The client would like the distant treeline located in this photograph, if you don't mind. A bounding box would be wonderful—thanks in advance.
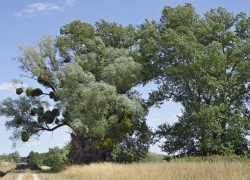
[0,151,22,163]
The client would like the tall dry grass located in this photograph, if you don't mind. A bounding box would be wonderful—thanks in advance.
[0,162,15,174]
[62,162,250,180]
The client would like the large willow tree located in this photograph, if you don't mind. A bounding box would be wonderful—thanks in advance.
[0,20,151,163]
[143,4,250,156]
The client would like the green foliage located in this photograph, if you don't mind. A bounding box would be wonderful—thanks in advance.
[78,62,86,70]
[37,75,52,88]
[27,151,45,168]
[49,92,55,99]
[1,13,151,164]
[15,118,23,125]
[4,3,250,161]
[51,109,60,117]
[16,88,23,95]
[27,146,68,171]
[55,118,60,124]
[30,108,37,116]
[95,19,136,49]
[147,3,250,156]
[43,147,68,172]
[0,151,21,163]
[26,88,32,97]
[37,106,44,116]
[43,111,55,124]
[0,96,49,145]
[166,155,250,163]
[110,145,136,163]
[21,131,29,142]
[31,88,43,97]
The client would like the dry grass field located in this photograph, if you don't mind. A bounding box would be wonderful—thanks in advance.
[62,162,250,180]
[0,162,15,175]
[0,171,19,180]
[2,161,250,180]
[0,162,17,180]
[37,172,77,180]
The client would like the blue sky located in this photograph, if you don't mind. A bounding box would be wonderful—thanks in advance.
[0,0,249,157]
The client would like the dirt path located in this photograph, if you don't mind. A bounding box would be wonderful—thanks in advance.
[32,173,41,180]
[15,172,41,180]
[12,164,41,180]
[16,173,23,180]
[2,171,41,180]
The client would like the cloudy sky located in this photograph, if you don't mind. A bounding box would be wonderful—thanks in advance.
[0,0,249,156]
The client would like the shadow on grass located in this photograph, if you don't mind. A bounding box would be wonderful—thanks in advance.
[37,170,59,174]
[0,169,16,177]
[0,171,7,177]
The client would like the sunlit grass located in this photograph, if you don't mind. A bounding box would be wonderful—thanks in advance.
[62,162,250,180]
[41,166,51,170]
[0,162,15,174]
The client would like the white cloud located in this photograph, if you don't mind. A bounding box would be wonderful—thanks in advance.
[15,3,63,17]
[23,9,34,13]
[28,3,47,11]
[65,0,77,5]
[28,3,63,11]
[14,12,22,17]
[0,83,15,91]
[50,5,63,10]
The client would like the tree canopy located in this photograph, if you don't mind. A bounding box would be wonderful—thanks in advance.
[1,3,250,161]
[148,4,250,156]
[0,20,152,163]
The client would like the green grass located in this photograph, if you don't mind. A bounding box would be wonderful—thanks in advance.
[37,170,59,174]
[167,154,250,163]
[36,170,77,180]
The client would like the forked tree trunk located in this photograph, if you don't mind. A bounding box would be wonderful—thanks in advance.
[71,133,83,155]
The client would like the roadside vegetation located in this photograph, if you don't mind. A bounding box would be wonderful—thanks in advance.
[0,161,15,178]
[0,152,21,164]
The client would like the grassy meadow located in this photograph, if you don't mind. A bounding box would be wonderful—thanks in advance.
[58,161,250,180]
[3,156,250,180]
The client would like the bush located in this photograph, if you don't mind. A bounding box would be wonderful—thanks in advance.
[44,147,68,172]
[27,151,45,168]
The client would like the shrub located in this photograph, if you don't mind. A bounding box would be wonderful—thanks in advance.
[44,147,68,172]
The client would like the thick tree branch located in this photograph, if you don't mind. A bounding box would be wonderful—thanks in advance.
[37,123,67,132]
